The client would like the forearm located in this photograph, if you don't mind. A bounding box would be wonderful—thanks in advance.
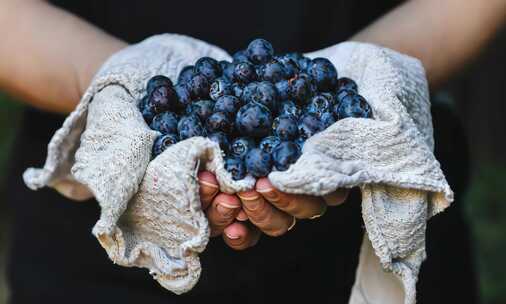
[352,0,506,88]
[0,0,127,113]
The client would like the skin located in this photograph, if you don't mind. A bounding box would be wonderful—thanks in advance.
[1,0,505,250]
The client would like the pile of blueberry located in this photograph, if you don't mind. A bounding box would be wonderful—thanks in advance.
[138,39,372,180]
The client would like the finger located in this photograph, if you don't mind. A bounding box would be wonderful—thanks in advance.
[198,171,219,210]
[323,188,350,206]
[236,209,248,221]
[206,193,241,237]
[256,178,326,219]
[223,222,261,250]
[237,190,293,237]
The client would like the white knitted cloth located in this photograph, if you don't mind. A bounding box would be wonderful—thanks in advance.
[23,34,453,303]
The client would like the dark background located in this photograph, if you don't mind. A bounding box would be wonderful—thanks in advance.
[0,29,505,304]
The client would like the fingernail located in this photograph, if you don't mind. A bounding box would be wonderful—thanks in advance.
[287,217,297,231]
[225,232,240,240]
[216,203,239,216]
[258,189,279,202]
[237,192,260,202]
[200,180,219,189]
[309,213,323,220]
[236,211,248,221]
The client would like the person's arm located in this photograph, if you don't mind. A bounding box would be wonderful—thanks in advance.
[351,0,506,88]
[0,0,127,113]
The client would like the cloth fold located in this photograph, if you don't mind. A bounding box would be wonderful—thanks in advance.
[23,35,452,303]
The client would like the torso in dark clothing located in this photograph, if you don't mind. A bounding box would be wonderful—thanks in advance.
[6,1,478,304]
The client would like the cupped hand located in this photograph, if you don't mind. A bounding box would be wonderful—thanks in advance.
[197,171,349,250]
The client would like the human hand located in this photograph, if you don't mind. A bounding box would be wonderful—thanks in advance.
[198,171,349,250]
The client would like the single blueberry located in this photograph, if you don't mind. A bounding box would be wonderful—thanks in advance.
[247,38,274,64]
[174,83,193,109]
[232,50,250,63]
[178,66,196,84]
[290,73,315,105]
[148,85,178,113]
[207,132,230,153]
[146,75,173,95]
[234,62,257,83]
[257,59,288,82]
[186,99,214,122]
[334,94,372,119]
[245,148,273,177]
[320,111,336,129]
[275,79,291,100]
[284,52,304,62]
[220,60,236,80]
[275,55,300,78]
[195,57,222,81]
[139,95,156,124]
[152,133,179,157]
[209,77,233,101]
[337,77,358,92]
[177,114,207,140]
[336,88,357,103]
[249,81,278,111]
[187,74,210,99]
[272,115,298,140]
[231,137,256,159]
[297,56,312,71]
[241,82,258,103]
[224,157,247,180]
[214,95,240,115]
[307,57,338,92]
[306,94,333,117]
[206,111,233,134]
[235,102,273,138]
[150,112,179,134]
[259,136,281,154]
[298,113,324,139]
[278,100,302,119]
[272,141,301,171]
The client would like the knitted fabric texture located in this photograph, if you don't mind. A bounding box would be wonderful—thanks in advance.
[23,35,453,303]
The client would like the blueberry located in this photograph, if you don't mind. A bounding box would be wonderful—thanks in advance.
[275,55,300,78]
[231,137,256,159]
[320,111,336,128]
[150,112,179,134]
[257,59,288,82]
[208,132,230,153]
[307,58,338,92]
[232,50,250,63]
[275,80,291,100]
[195,57,222,81]
[206,111,233,134]
[249,81,278,111]
[234,62,257,83]
[334,94,372,119]
[336,88,356,102]
[290,73,315,105]
[186,99,214,121]
[294,137,305,151]
[337,77,358,92]
[278,100,302,119]
[241,82,258,103]
[321,92,336,105]
[152,133,179,157]
[174,83,193,109]
[146,75,173,95]
[187,74,210,98]
[298,113,324,139]
[220,60,236,80]
[178,66,196,84]
[148,85,178,113]
[177,114,207,140]
[224,157,247,180]
[245,148,273,177]
[272,141,301,171]
[214,95,240,115]
[272,115,298,140]
[209,77,233,101]
[247,38,274,64]
[306,94,333,117]
[235,102,273,138]
[139,95,156,124]
[284,52,304,62]
[297,57,312,72]
[231,83,244,98]
[259,136,281,154]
